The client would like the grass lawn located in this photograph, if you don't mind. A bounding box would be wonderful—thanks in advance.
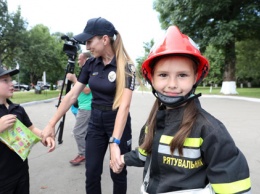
[9,87,260,105]
[196,87,260,98]
[11,90,60,104]
[138,86,260,99]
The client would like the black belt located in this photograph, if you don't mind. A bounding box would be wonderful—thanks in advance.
[92,104,114,111]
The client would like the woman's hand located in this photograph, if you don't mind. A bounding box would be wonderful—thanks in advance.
[41,124,55,146]
[110,154,125,174]
[109,143,124,173]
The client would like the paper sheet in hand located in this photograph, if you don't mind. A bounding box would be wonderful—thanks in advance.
[0,119,41,161]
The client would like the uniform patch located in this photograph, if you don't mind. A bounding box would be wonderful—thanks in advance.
[128,64,136,74]
[108,71,116,82]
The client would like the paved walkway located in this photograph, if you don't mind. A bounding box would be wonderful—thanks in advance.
[23,92,260,193]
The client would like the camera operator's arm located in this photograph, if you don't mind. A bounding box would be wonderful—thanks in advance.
[67,73,91,94]
[41,82,85,146]
[82,87,91,94]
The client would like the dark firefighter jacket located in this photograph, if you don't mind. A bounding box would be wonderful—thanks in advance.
[124,99,251,194]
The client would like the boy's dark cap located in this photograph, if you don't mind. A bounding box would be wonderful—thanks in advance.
[74,17,116,43]
[0,66,19,77]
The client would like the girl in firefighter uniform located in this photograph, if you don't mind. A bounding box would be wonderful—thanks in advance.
[111,26,251,194]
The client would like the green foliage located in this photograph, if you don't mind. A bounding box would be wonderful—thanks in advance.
[236,39,260,86]
[154,0,260,51]
[153,0,260,83]
[203,45,224,85]
[0,0,27,67]
[17,25,64,85]
[135,39,154,83]
[0,3,74,86]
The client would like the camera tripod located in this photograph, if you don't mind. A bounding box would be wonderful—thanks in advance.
[55,57,76,144]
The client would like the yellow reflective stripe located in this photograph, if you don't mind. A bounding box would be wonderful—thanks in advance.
[160,135,203,148]
[160,135,173,144]
[183,138,203,147]
[145,126,148,134]
[211,177,251,193]
[138,147,147,156]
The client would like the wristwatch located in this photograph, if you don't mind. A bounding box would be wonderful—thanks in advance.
[109,137,120,145]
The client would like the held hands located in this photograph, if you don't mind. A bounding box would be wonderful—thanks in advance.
[42,136,56,152]
[110,155,125,174]
[0,114,17,133]
[41,124,55,147]
[109,143,125,173]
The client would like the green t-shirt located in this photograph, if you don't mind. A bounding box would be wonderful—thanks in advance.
[78,85,92,110]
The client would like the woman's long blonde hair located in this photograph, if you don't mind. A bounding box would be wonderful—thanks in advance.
[110,32,134,109]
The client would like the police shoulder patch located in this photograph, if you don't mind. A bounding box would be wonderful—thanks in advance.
[128,63,136,74]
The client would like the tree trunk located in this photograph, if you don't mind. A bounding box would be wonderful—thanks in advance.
[220,41,238,94]
[220,81,238,94]
[30,74,38,86]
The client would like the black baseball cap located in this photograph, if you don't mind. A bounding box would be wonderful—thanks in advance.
[74,17,116,43]
[0,66,19,77]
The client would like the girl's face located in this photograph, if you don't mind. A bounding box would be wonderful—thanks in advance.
[0,75,14,99]
[151,56,197,97]
[86,36,108,58]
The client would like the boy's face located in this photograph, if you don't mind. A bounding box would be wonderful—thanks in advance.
[151,56,197,98]
[0,74,14,99]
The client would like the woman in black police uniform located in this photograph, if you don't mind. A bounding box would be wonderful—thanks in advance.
[42,17,135,194]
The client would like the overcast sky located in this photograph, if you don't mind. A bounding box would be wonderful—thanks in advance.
[7,0,165,62]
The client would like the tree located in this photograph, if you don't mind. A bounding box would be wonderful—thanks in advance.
[1,1,79,87]
[0,0,27,67]
[203,45,224,87]
[18,25,67,85]
[154,0,260,94]
[136,39,154,84]
[236,39,260,87]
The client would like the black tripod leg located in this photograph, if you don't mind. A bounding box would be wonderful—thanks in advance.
[56,115,66,144]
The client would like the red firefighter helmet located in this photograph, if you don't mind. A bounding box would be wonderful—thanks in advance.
[142,26,209,83]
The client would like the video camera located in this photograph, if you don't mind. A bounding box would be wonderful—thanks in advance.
[61,35,80,58]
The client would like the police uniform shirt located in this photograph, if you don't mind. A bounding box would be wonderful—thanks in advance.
[78,57,135,107]
[0,99,32,185]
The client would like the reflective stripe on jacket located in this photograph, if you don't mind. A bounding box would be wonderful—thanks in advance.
[124,99,251,194]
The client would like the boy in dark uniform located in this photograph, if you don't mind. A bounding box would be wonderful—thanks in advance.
[0,67,55,194]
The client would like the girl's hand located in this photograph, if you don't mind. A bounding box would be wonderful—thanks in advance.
[0,114,17,133]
